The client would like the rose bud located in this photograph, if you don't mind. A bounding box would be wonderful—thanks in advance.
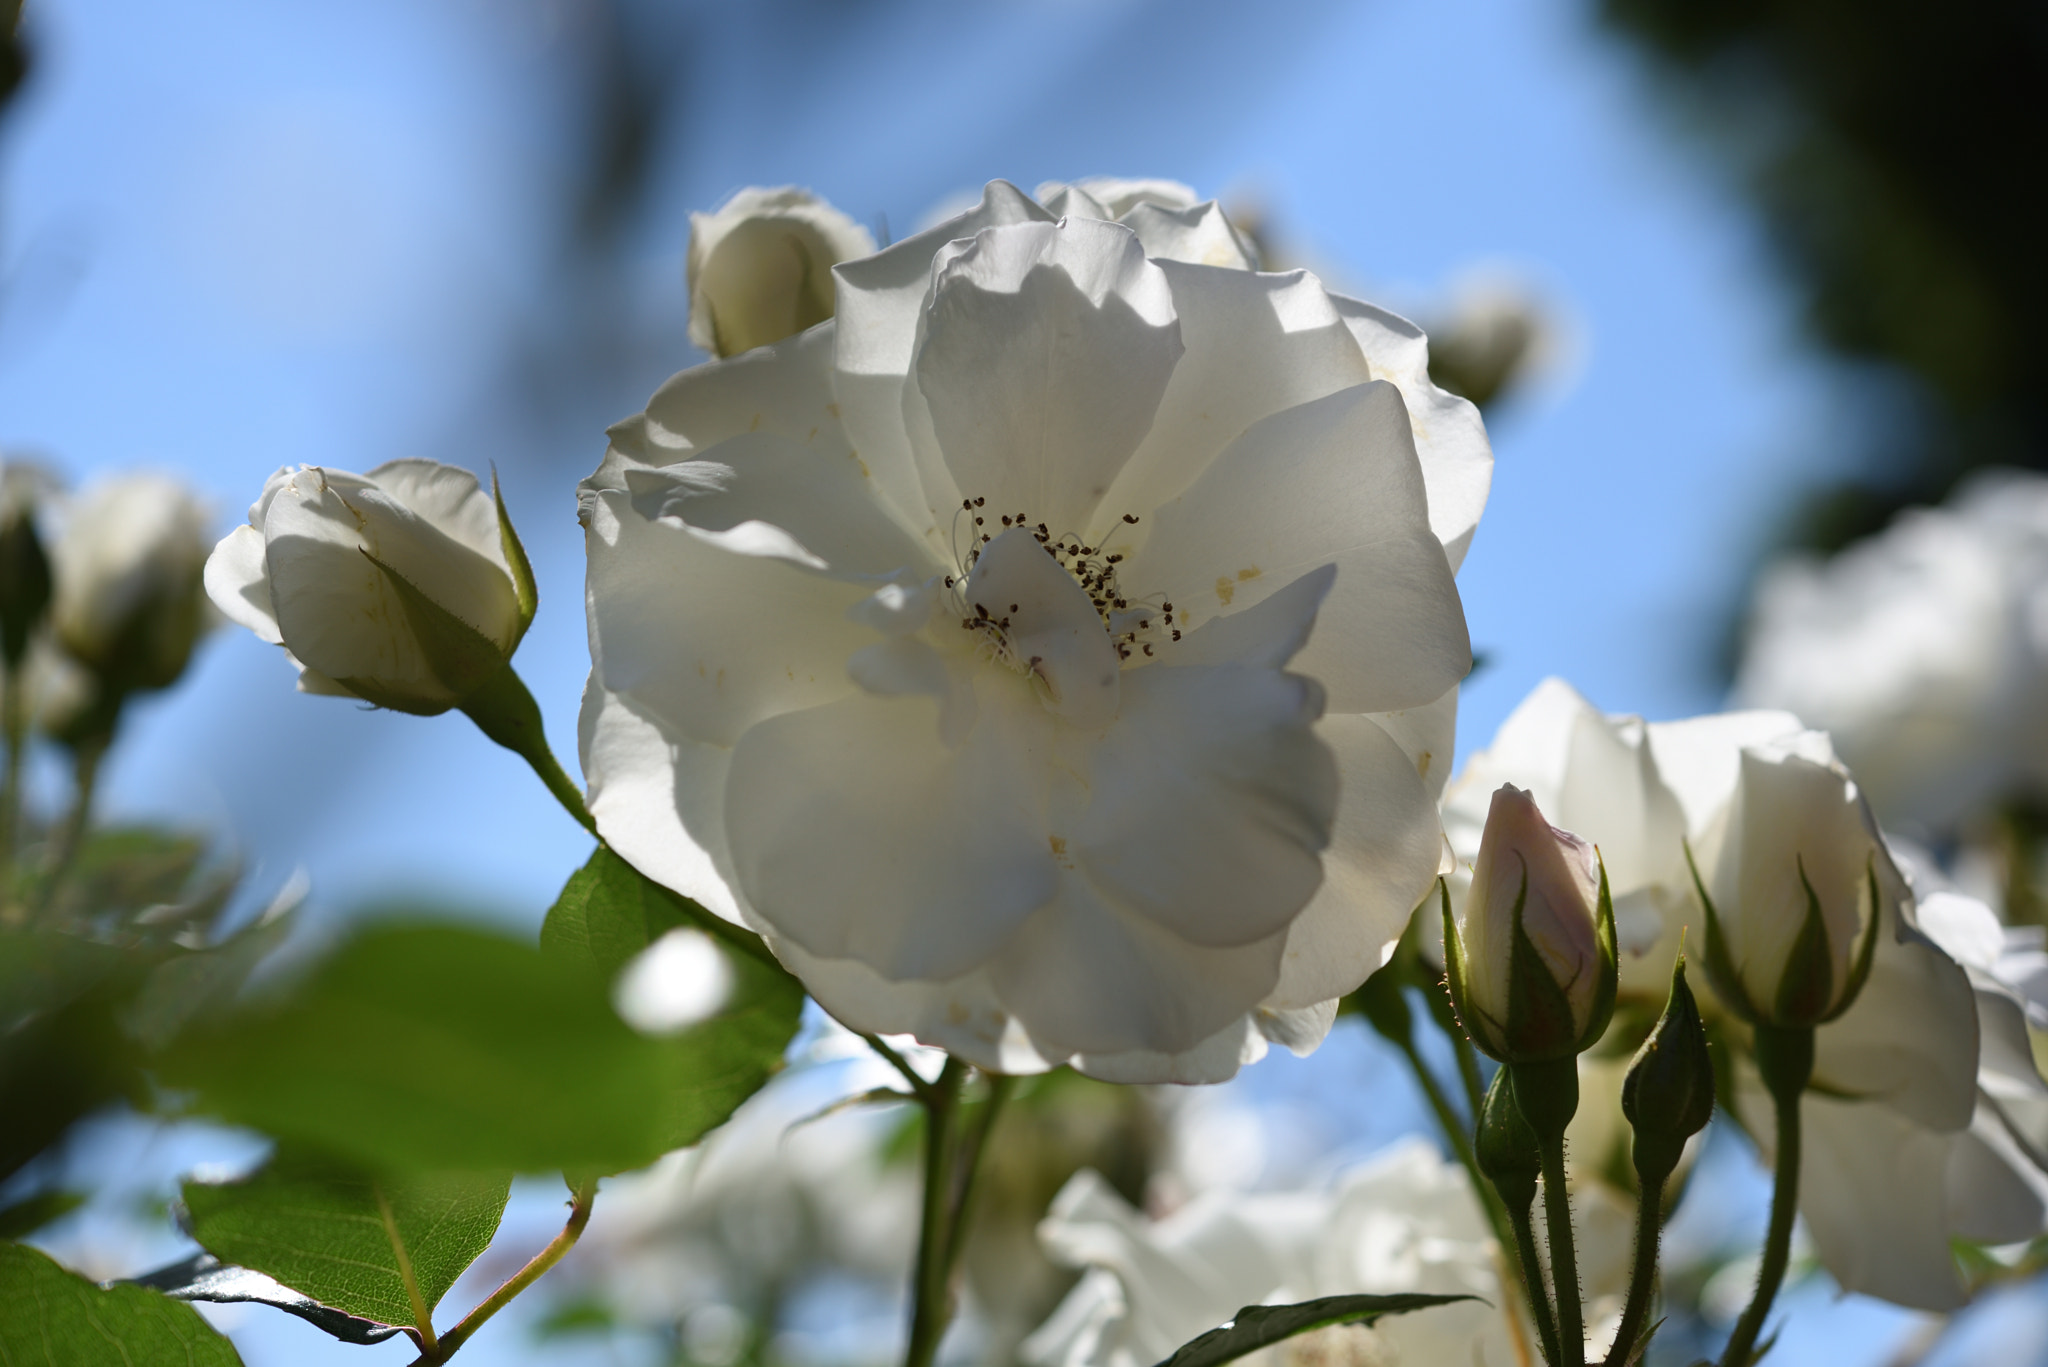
[687,186,876,357]
[50,472,213,704]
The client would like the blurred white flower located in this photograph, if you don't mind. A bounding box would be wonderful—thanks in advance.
[50,472,214,701]
[1444,679,2000,1310]
[205,460,531,714]
[1022,1139,1518,1367]
[1736,469,2048,832]
[614,928,735,1036]
[688,186,878,358]
[564,1053,919,1343]
[582,181,1491,1082]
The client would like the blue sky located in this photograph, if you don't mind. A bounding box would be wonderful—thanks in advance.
[3,2,1936,1363]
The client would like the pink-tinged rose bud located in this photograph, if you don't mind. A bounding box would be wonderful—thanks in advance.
[1444,784,1616,1061]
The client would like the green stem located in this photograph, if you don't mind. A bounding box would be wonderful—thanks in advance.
[1603,1172,1666,1367]
[1538,1132,1585,1367]
[0,668,26,902]
[420,1177,598,1364]
[863,1033,938,1106]
[35,737,103,914]
[940,1074,1013,1275]
[458,665,597,837]
[905,1058,968,1367]
[1720,1026,1813,1367]
[1505,1197,1564,1367]
[1453,1028,1488,1122]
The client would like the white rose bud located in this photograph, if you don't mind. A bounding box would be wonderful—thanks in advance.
[687,186,876,357]
[1690,737,1889,1027]
[1444,783,1616,1062]
[203,460,536,716]
[50,472,214,701]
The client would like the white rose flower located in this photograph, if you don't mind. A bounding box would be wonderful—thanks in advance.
[205,460,535,714]
[1023,1139,1521,1367]
[1735,469,2048,831]
[50,472,214,698]
[1035,178,1259,271]
[1445,679,1998,1310]
[581,180,1490,1082]
[688,186,878,358]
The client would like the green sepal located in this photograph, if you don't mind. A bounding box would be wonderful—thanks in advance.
[1771,857,1839,1025]
[1684,840,1759,1024]
[1475,1067,1541,1213]
[1575,852,1620,1052]
[1439,878,1501,1059]
[491,467,538,639]
[1820,859,1885,1024]
[1504,863,1581,1062]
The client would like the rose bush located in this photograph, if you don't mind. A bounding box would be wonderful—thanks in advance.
[581,180,1490,1082]
[1442,679,2005,1309]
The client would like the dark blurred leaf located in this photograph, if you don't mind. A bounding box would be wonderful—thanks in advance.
[1151,1293,1478,1367]
[182,1150,509,1332]
[123,906,296,1050]
[0,1242,243,1365]
[41,826,222,929]
[0,1189,82,1239]
[161,920,801,1173]
[0,933,149,1182]
[127,1252,405,1345]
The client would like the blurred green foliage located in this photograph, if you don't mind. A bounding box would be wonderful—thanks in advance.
[1599,0,2048,555]
[0,1242,243,1366]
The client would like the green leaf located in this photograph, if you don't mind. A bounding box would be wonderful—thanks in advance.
[544,843,787,976]
[161,920,801,1173]
[182,1150,509,1334]
[0,1242,243,1366]
[1150,1293,1479,1367]
[128,1252,406,1346]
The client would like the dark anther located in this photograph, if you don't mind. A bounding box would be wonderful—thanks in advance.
[1122,514,1139,524]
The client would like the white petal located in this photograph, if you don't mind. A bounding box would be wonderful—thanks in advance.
[960,526,1121,729]
[991,874,1290,1059]
[1135,381,1469,714]
[1076,1017,1268,1086]
[1268,712,1445,1009]
[579,682,745,925]
[1946,1108,2048,1245]
[366,458,510,571]
[1118,201,1257,270]
[1076,663,1335,949]
[833,181,1053,527]
[1787,1091,1967,1310]
[202,524,282,645]
[1103,264,1372,519]
[262,475,455,707]
[1168,563,1334,670]
[724,685,1060,981]
[1815,897,1979,1133]
[621,431,930,578]
[914,218,1182,537]
[584,486,871,748]
[1364,685,1461,805]
[1644,708,1807,840]
[846,637,977,746]
[1073,178,1202,216]
[1332,293,1495,571]
[766,941,1054,1074]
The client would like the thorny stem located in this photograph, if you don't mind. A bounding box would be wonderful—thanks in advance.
[905,1059,969,1367]
[1603,1172,1667,1367]
[1539,1133,1586,1367]
[1505,1195,1564,1367]
[412,1177,599,1364]
[1720,1026,1813,1367]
